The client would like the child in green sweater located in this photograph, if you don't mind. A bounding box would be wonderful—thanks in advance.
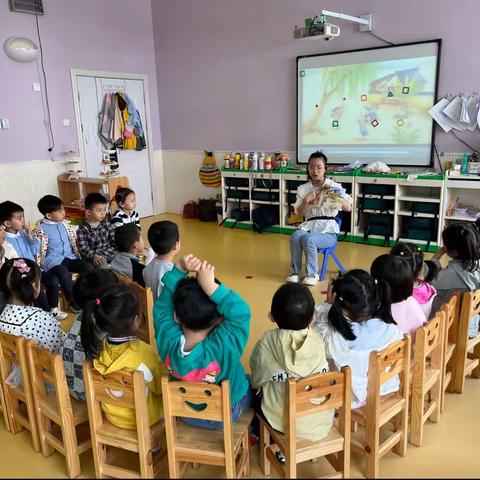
[154,254,252,429]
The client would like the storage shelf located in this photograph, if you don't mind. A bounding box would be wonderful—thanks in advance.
[397,210,437,218]
[224,186,249,191]
[226,199,249,203]
[251,200,280,205]
[251,188,280,192]
[357,209,394,214]
[444,215,479,222]
[357,194,395,200]
[398,196,440,203]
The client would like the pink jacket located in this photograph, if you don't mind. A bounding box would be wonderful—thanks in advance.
[391,296,427,339]
[412,282,437,319]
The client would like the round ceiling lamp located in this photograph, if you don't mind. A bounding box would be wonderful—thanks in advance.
[3,36,39,62]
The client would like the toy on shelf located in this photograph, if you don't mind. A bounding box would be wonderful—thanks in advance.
[100,148,120,177]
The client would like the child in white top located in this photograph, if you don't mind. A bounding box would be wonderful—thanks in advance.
[110,187,141,229]
[143,221,179,300]
[314,269,403,408]
[0,258,64,353]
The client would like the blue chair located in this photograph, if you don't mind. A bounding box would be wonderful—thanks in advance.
[318,217,346,281]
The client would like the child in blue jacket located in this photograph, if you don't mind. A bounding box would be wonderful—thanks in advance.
[154,254,251,429]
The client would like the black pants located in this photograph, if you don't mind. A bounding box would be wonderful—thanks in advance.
[43,258,93,308]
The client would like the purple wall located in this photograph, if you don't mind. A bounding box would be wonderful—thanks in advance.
[0,0,161,163]
[152,0,479,154]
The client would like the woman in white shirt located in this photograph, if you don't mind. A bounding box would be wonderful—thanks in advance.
[288,152,352,286]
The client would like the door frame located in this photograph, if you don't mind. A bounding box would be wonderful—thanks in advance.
[70,68,158,215]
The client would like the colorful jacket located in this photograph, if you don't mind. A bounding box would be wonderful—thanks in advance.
[33,220,80,269]
[250,327,334,441]
[154,266,250,404]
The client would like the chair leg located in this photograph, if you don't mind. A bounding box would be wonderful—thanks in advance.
[430,376,442,424]
[331,252,346,273]
[243,430,250,477]
[38,415,55,457]
[393,409,408,457]
[259,421,271,476]
[409,386,424,447]
[365,419,380,479]
[319,253,329,281]
[472,342,480,379]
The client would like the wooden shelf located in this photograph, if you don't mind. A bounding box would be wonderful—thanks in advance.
[398,196,440,203]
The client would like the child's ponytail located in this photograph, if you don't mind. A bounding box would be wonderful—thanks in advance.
[328,299,356,341]
[423,260,441,283]
[0,258,40,306]
[80,284,140,359]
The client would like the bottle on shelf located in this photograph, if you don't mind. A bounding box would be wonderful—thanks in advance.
[251,152,258,171]
[274,152,281,170]
[234,152,240,170]
[265,155,272,171]
[244,153,250,171]
[224,152,231,169]
[461,152,469,175]
[259,152,265,170]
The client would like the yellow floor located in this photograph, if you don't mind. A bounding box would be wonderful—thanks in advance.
[1,213,479,478]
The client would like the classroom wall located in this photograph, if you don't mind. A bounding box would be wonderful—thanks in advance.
[0,0,165,217]
[152,0,479,212]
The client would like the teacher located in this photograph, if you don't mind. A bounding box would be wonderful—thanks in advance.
[287,151,353,286]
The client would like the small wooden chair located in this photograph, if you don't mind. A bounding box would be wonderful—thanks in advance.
[162,376,254,478]
[452,290,480,393]
[26,340,91,478]
[258,368,351,479]
[83,361,167,478]
[410,312,444,446]
[129,282,156,351]
[0,332,40,451]
[0,368,10,431]
[351,335,411,479]
[439,294,459,411]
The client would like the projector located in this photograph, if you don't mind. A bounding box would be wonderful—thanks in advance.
[293,22,341,40]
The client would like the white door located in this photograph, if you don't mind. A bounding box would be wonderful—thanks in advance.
[75,75,154,217]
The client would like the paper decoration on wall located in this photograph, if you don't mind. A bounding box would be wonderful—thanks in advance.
[402,86,410,94]
[387,91,394,97]
[361,94,368,101]
[428,93,479,133]
[332,120,339,127]
[371,119,379,127]
[397,119,405,127]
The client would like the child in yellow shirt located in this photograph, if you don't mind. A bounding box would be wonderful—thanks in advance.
[80,283,165,429]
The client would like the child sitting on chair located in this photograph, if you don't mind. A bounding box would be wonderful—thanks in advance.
[314,270,403,408]
[35,195,94,313]
[110,187,141,229]
[154,254,252,429]
[250,283,334,441]
[81,283,165,429]
[111,224,147,286]
[77,193,116,267]
[143,221,179,300]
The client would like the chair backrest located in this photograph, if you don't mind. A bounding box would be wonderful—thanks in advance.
[367,335,412,409]
[83,360,155,477]
[441,293,459,337]
[161,376,235,462]
[0,332,26,383]
[26,339,74,418]
[129,282,156,350]
[413,312,444,378]
[114,271,133,284]
[462,290,480,319]
[286,367,351,448]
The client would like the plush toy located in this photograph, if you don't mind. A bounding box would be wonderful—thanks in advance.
[199,151,221,187]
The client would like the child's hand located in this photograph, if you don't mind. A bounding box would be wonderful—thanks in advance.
[93,254,105,267]
[326,283,336,305]
[304,191,319,205]
[24,222,33,239]
[178,254,202,273]
[432,246,447,261]
[196,260,218,297]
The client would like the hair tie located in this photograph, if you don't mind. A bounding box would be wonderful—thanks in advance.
[95,298,101,306]
[399,251,404,256]
[460,229,465,235]
[21,274,27,279]
[338,296,344,302]
[13,259,30,274]
[374,278,378,285]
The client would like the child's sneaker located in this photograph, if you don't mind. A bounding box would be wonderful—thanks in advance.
[302,274,319,286]
[52,307,68,321]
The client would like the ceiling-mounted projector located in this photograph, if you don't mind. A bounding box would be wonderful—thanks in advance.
[294,10,372,40]
[294,22,340,41]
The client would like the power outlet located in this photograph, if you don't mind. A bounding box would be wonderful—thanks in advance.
[1,119,10,129]
[33,83,41,92]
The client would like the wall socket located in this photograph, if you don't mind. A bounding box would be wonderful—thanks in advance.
[33,83,41,92]
[1,119,10,129]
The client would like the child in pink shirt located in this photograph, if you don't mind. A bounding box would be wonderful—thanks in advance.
[390,243,438,319]
[371,254,426,339]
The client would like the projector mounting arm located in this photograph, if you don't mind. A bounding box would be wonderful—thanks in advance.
[318,10,373,32]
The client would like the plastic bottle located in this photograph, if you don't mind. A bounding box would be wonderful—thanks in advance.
[244,153,249,171]
[239,157,244,170]
[251,152,258,171]
[461,152,469,175]
[259,152,265,170]
[265,155,272,171]
[234,152,240,170]
[224,153,230,169]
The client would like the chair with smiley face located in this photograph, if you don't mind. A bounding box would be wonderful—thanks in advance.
[83,361,167,478]
[161,376,254,478]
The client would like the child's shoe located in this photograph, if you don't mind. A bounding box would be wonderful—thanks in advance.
[52,307,68,321]
[286,272,300,283]
[302,274,319,286]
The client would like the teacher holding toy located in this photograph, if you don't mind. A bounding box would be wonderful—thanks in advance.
[287,151,352,286]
